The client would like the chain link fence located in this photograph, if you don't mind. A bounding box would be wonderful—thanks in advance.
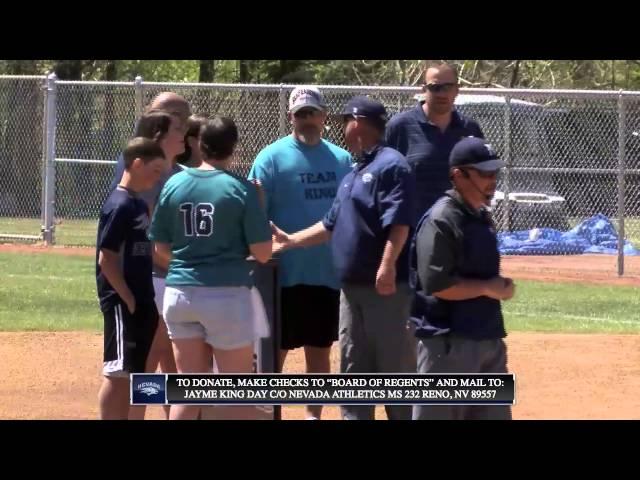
[0,76,46,242]
[2,76,640,274]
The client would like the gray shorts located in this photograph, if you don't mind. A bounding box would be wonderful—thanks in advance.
[163,285,257,350]
[153,276,166,314]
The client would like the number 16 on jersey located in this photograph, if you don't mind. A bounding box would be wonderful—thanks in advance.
[179,202,215,237]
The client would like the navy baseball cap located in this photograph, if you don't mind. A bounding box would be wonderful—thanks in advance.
[340,96,388,123]
[449,137,505,171]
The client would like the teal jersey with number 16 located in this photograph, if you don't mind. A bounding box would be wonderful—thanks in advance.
[149,168,272,288]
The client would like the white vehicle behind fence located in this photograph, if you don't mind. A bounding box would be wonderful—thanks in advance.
[414,92,573,232]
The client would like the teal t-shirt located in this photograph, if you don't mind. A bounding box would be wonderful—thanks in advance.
[149,168,271,288]
[248,135,353,289]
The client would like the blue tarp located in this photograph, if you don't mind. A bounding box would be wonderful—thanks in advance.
[498,214,640,256]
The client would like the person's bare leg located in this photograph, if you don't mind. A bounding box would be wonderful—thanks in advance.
[170,338,210,420]
[198,343,214,420]
[303,345,331,419]
[156,319,176,419]
[99,376,130,420]
[278,349,289,372]
[212,344,256,420]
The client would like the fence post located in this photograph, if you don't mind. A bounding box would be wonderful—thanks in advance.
[502,95,512,232]
[617,90,626,276]
[278,84,287,137]
[40,74,49,241]
[134,76,144,123]
[42,72,58,245]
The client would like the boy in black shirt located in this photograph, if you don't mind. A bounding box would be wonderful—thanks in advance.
[97,138,166,420]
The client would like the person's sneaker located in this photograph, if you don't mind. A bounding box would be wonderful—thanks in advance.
[305,416,319,420]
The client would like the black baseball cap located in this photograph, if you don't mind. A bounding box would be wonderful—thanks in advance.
[340,96,388,123]
[449,137,505,171]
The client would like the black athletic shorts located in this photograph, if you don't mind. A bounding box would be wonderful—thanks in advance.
[102,301,159,377]
[280,285,340,350]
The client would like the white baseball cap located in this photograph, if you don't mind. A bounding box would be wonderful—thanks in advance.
[288,86,326,113]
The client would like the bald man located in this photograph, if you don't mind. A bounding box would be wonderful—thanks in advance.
[385,63,485,222]
[151,92,192,117]
[108,91,191,420]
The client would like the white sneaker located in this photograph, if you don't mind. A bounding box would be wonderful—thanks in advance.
[305,416,319,420]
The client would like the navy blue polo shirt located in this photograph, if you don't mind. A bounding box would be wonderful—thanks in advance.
[409,190,505,340]
[322,145,415,286]
[385,103,484,222]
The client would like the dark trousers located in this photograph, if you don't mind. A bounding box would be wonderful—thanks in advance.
[339,283,416,420]
[412,335,512,420]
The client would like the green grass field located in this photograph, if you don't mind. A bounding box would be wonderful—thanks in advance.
[0,217,97,246]
[1,251,639,334]
[4,215,640,248]
[0,251,100,331]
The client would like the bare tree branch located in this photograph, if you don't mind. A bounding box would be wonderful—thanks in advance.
[509,60,521,88]
[407,61,424,86]
[471,60,480,83]
[626,60,631,89]
[351,62,363,85]
[549,63,556,89]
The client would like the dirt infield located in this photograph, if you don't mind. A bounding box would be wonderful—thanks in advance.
[0,243,95,257]
[502,255,640,286]
[3,242,640,285]
[0,331,638,420]
[1,243,638,419]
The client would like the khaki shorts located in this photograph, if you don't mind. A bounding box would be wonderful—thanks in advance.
[163,285,257,350]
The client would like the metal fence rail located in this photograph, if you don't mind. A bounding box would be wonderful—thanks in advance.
[1,75,640,274]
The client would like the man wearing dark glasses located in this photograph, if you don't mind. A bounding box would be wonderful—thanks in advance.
[409,136,515,420]
[249,86,352,420]
[385,63,484,223]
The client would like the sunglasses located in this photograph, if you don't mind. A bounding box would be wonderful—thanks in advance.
[293,108,321,119]
[424,82,457,93]
[462,168,501,179]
